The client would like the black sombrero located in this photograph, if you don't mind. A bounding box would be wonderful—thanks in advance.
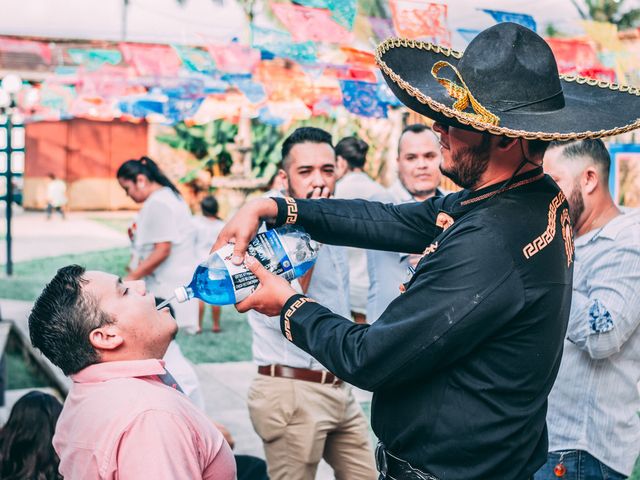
[376,22,640,140]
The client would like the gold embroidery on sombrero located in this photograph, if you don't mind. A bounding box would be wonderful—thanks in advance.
[522,191,566,260]
[431,61,500,126]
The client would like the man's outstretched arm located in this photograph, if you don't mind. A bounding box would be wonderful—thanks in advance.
[211,196,443,264]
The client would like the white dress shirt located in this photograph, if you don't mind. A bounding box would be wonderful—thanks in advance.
[546,208,640,476]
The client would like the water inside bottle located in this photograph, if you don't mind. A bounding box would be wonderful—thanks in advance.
[190,264,237,305]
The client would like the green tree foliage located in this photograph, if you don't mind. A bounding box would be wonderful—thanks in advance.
[572,0,640,29]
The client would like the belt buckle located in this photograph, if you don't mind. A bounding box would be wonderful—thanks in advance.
[375,443,388,476]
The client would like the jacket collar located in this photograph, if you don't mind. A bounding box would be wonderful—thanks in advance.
[456,166,545,209]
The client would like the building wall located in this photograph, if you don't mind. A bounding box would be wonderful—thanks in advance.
[24,119,148,210]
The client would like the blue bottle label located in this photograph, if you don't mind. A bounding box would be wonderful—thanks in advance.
[217,229,295,302]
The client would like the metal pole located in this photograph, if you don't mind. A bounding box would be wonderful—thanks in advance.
[122,0,129,41]
[5,117,12,276]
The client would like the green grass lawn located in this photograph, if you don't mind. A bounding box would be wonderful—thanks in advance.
[0,248,130,301]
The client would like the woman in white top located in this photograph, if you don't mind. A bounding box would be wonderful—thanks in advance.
[117,156,204,408]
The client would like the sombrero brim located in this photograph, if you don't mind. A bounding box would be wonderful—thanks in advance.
[376,38,640,140]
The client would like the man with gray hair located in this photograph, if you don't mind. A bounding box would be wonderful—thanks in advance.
[536,139,640,480]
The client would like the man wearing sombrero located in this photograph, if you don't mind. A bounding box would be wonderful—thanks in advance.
[212,23,640,480]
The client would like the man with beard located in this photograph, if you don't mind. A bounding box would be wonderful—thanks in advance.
[535,140,640,480]
[211,23,640,480]
[245,127,377,480]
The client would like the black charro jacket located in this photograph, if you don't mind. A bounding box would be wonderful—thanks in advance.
[272,167,574,480]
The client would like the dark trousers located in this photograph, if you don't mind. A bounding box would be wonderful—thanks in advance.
[46,204,65,218]
[236,455,269,480]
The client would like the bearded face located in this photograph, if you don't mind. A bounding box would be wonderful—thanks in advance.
[439,134,492,190]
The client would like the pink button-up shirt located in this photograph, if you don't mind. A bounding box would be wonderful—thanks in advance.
[53,359,236,480]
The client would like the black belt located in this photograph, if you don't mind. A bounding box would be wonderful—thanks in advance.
[376,443,440,480]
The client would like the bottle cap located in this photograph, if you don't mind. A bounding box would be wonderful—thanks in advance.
[174,286,189,303]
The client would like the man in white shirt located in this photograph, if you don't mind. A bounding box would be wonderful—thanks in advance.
[535,139,640,480]
[367,124,444,321]
[46,173,67,219]
[247,127,377,480]
[334,136,387,324]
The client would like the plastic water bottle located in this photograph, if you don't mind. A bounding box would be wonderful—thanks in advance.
[164,226,318,307]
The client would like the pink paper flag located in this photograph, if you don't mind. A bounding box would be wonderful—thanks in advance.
[205,43,261,73]
[271,3,354,44]
[389,0,451,46]
[119,43,182,77]
[0,38,51,63]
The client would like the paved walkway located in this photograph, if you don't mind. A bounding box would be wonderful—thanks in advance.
[0,209,132,264]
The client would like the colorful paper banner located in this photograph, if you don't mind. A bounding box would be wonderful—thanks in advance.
[251,25,318,63]
[369,17,396,41]
[172,45,217,73]
[545,38,601,74]
[206,43,261,73]
[226,75,267,104]
[0,38,51,63]
[482,9,536,32]
[293,0,358,30]
[271,3,354,44]
[68,49,123,70]
[389,0,451,46]
[119,44,182,77]
[339,80,387,118]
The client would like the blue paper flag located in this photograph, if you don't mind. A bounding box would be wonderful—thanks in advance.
[456,28,481,45]
[226,74,266,104]
[339,80,387,118]
[251,25,317,63]
[482,9,536,32]
[258,106,285,126]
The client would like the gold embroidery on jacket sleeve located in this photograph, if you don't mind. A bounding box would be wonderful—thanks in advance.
[283,297,316,341]
[284,197,298,224]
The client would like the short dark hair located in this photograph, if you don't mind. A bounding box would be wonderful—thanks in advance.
[548,138,610,182]
[200,195,219,218]
[29,265,114,375]
[398,123,438,154]
[335,136,369,169]
[527,139,550,160]
[280,127,334,171]
[402,123,431,136]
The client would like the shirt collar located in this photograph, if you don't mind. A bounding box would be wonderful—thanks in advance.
[575,208,640,246]
[71,359,167,384]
